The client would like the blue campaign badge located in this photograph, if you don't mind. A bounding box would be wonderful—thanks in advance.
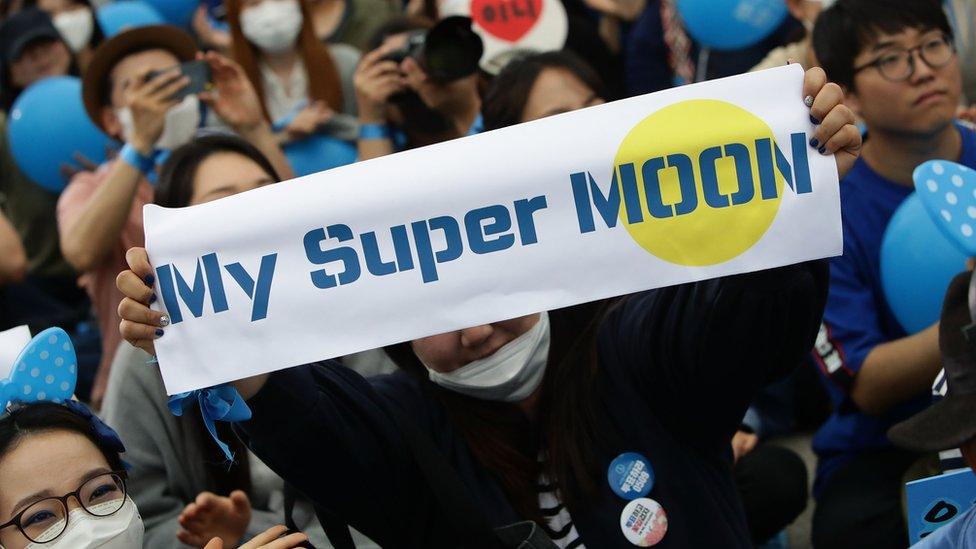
[906,469,976,542]
[608,452,655,500]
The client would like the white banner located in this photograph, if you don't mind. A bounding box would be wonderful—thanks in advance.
[146,65,841,394]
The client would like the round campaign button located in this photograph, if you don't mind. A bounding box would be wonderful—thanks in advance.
[619,497,668,547]
[608,452,655,500]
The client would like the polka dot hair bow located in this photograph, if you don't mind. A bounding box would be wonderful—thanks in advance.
[0,327,76,410]
[914,160,976,255]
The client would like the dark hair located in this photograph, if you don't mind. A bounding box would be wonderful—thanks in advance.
[24,0,105,50]
[156,134,279,495]
[482,50,606,132]
[0,7,79,111]
[384,54,610,524]
[97,45,162,109]
[0,403,126,473]
[385,301,612,525]
[0,0,22,19]
[812,0,953,90]
[156,133,281,208]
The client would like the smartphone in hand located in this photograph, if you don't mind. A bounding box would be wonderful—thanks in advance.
[146,60,212,101]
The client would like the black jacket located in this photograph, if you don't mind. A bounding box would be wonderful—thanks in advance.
[237,261,828,548]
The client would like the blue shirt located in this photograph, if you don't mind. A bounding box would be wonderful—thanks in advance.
[622,1,674,95]
[913,501,976,548]
[811,123,976,494]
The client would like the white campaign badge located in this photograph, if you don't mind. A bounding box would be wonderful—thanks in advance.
[620,497,668,546]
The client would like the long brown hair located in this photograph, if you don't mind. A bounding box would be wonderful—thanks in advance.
[225,0,343,122]
[386,300,613,525]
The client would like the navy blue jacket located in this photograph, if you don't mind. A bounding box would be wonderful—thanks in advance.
[238,261,828,548]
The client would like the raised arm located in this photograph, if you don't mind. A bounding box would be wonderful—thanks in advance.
[59,67,184,272]
[601,260,829,450]
[115,248,456,546]
[354,47,405,161]
[199,52,294,181]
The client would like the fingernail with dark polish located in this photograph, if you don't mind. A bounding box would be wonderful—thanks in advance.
[809,138,819,148]
[809,114,820,125]
[145,274,155,286]
[155,329,165,338]
[818,145,827,154]
[149,293,157,304]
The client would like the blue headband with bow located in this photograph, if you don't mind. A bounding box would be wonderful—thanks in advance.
[1,326,248,463]
[1,327,127,457]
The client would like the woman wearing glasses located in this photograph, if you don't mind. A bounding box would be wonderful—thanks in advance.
[0,401,307,548]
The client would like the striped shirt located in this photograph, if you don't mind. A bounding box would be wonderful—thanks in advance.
[931,369,968,473]
[537,455,585,549]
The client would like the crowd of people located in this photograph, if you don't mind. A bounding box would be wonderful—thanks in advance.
[0,0,973,547]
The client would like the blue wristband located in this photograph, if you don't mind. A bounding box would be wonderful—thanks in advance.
[359,123,392,141]
[119,143,157,174]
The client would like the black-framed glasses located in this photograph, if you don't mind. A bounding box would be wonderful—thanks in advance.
[0,471,127,545]
[853,33,956,82]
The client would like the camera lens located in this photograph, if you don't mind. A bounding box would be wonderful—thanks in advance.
[420,16,484,82]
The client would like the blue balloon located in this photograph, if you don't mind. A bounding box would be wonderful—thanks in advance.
[283,136,358,177]
[7,77,113,194]
[912,159,976,255]
[881,193,968,334]
[676,0,788,50]
[143,0,199,28]
[96,1,165,37]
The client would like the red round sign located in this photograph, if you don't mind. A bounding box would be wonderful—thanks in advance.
[470,0,543,42]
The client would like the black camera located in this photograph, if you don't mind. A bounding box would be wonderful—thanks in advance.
[381,16,484,83]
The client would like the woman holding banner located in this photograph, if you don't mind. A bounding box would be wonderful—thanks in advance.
[115,65,861,548]
[487,51,814,546]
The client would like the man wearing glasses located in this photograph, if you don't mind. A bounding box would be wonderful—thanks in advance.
[807,1,972,547]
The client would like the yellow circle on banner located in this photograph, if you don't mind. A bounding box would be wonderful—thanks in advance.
[613,99,784,266]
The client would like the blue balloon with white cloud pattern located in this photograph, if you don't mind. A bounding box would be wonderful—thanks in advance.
[0,328,76,409]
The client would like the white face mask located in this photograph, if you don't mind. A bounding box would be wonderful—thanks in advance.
[425,313,550,402]
[116,94,201,152]
[240,0,303,55]
[52,8,94,53]
[24,498,144,549]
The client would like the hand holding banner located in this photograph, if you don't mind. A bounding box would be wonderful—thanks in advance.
[145,65,842,394]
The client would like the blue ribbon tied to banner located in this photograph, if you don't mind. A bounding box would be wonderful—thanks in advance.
[168,385,252,461]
